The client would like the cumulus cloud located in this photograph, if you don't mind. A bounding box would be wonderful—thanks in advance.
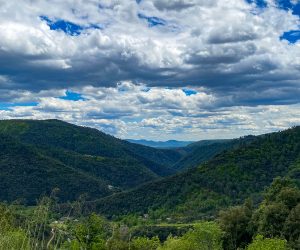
[0,0,299,139]
[0,81,299,140]
[0,0,299,90]
[151,0,197,11]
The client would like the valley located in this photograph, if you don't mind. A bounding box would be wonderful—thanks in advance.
[0,120,299,249]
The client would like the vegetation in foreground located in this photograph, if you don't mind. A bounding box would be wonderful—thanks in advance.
[0,177,298,250]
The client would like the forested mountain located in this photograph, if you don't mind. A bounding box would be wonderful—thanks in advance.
[127,138,242,171]
[0,120,299,249]
[0,119,241,205]
[0,134,112,203]
[173,139,237,170]
[0,119,184,204]
[90,126,300,221]
[0,119,182,175]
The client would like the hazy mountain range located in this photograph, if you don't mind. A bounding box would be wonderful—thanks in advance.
[126,139,195,148]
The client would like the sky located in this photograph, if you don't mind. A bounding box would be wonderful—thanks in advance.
[0,0,299,140]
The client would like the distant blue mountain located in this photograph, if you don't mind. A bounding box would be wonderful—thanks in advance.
[126,139,195,148]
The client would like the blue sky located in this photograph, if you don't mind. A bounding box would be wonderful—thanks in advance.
[40,16,84,36]
[59,90,86,101]
[0,0,299,140]
[0,102,38,111]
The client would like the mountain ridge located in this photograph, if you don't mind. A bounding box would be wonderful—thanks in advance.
[0,119,184,203]
[87,126,300,221]
[126,139,195,148]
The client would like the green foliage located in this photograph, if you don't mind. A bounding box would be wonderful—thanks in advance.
[130,236,160,250]
[246,235,289,250]
[105,225,131,250]
[218,199,253,250]
[131,224,192,242]
[0,119,185,204]
[220,177,300,250]
[0,120,299,250]
[0,119,182,174]
[256,203,289,238]
[0,134,113,203]
[0,199,55,250]
[0,184,298,250]
[252,178,300,248]
[159,222,222,250]
[283,204,300,249]
[0,230,30,250]
[0,204,14,233]
[159,236,190,250]
[0,204,30,250]
[94,126,300,221]
[70,213,109,249]
[173,139,244,171]
[263,177,297,203]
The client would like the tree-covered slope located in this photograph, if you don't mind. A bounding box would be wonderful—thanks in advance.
[0,119,181,176]
[173,136,258,171]
[173,140,234,170]
[90,126,300,220]
[0,135,113,204]
[37,147,158,189]
[0,119,186,204]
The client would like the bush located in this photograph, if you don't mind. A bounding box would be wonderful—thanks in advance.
[131,236,160,250]
[159,222,222,250]
[246,235,289,250]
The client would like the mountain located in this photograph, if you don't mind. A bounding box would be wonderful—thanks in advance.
[126,139,194,148]
[0,134,112,204]
[0,119,183,175]
[89,126,300,221]
[0,119,183,204]
[173,137,257,170]
[126,138,246,171]
[2,118,298,222]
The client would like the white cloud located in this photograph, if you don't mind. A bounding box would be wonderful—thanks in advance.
[0,81,299,140]
[0,0,299,92]
[0,0,299,139]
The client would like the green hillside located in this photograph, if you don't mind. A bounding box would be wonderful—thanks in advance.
[0,135,112,204]
[1,119,299,224]
[90,126,300,221]
[173,136,259,170]
[173,140,234,170]
[0,119,181,176]
[0,119,185,204]
[0,120,299,249]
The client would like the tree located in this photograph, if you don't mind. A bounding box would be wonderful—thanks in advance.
[71,213,109,250]
[256,203,289,238]
[218,199,253,250]
[283,204,300,249]
[159,222,222,250]
[276,187,300,209]
[246,235,289,250]
[105,224,130,250]
[251,178,299,239]
[130,236,160,250]
[263,177,295,203]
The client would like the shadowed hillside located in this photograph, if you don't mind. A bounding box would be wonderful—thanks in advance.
[0,119,185,204]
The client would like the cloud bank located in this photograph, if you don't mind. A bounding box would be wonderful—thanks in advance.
[0,0,299,139]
